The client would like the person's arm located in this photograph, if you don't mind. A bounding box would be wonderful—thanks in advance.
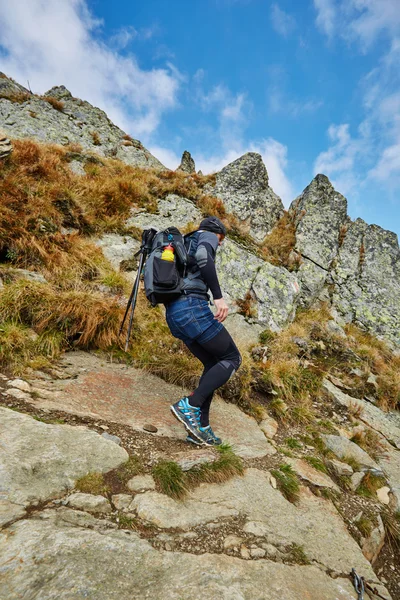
[195,240,229,322]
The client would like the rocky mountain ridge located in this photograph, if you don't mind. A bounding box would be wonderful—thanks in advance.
[1,72,398,348]
[0,73,163,169]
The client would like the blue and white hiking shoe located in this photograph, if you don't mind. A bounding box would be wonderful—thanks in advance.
[170,397,203,442]
[195,425,223,446]
[186,434,203,446]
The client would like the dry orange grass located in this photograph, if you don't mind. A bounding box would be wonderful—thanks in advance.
[261,212,298,269]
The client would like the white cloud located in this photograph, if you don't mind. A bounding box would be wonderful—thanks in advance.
[196,138,293,204]
[0,0,181,138]
[370,144,400,180]
[270,3,296,37]
[313,124,364,195]
[314,0,336,38]
[314,0,400,49]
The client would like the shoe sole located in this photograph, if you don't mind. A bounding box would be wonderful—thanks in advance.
[170,405,204,443]
[186,436,204,446]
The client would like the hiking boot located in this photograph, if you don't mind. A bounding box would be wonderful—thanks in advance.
[196,425,223,446]
[170,397,203,442]
[186,434,203,446]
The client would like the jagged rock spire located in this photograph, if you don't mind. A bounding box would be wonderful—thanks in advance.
[209,152,284,243]
[177,150,196,173]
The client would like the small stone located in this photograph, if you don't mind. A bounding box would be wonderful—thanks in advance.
[259,415,279,439]
[112,494,133,511]
[240,545,251,560]
[326,459,353,477]
[66,493,111,514]
[350,368,363,378]
[4,388,31,400]
[99,425,109,431]
[362,515,385,564]
[223,535,244,550]
[269,475,277,489]
[350,472,365,492]
[262,543,278,557]
[127,475,156,493]
[171,449,217,472]
[367,373,378,387]
[7,379,31,393]
[143,424,158,433]
[376,487,391,505]
[101,432,121,445]
[250,547,266,559]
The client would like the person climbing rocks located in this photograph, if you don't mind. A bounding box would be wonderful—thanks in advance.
[167,216,242,446]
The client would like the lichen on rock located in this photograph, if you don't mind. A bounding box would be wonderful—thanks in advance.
[208,152,284,242]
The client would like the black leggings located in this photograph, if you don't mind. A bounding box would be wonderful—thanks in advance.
[186,327,242,426]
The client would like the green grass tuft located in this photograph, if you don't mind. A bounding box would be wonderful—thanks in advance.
[152,460,187,500]
[271,464,300,503]
[304,456,328,474]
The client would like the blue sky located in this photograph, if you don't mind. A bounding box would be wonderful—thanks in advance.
[0,0,399,237]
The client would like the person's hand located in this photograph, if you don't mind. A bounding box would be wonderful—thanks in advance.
[214,298,229,323]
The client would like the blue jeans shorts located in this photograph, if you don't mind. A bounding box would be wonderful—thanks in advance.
[165,296,223,345]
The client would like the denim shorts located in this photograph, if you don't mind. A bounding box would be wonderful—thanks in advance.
[165,296,223,345]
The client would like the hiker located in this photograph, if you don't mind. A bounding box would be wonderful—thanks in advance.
[167,217,242,446]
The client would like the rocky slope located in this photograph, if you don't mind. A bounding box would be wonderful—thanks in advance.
[0,73,163,169]
[1,75,400,599]
[0,353,399,599]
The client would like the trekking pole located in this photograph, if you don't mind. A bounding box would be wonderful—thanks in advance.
[351,568,365,600]
[119,228,157,351]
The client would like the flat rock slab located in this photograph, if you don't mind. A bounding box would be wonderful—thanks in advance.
[323,380,400,449]
[131,491,238,529]
[321,434,380,471]
[193,469,378,579]
[284,458,340,491]
[129,468,378,581]
[0,407,128,527]
[0,518,369,600]
[27,352,274,459]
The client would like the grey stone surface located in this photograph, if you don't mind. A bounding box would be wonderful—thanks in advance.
[0,76,164,169]
[66,493,111,514]
[94,234,140,271]
[326,459,354,477]
[127,194,202,231]
[378,444,400,509]
[323,379,400,449]
[259,415,279,439]
[7,379,31,392]
[170,449,217,472]
[284,458,339,491]
[177,150,195,173]
[321,434,380,471]
[0,407,128,526]
[112,494,134,511]
[0,129,12,158]
[127,475,156,493]
[362,514,385,564]
[216,238,264,311]
[131,491,238,529]
[251,261,300,330]
[190,469,378,578]
[101,432,122,445]
[331,219,400,347]
[0,518,367,600]
[290,174,348,270]
[27,351,275,460]
[209,153,284,242]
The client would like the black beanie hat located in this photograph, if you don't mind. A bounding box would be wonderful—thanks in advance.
[199,216,227,236]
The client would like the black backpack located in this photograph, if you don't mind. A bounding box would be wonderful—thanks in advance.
[143,227,188,306]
